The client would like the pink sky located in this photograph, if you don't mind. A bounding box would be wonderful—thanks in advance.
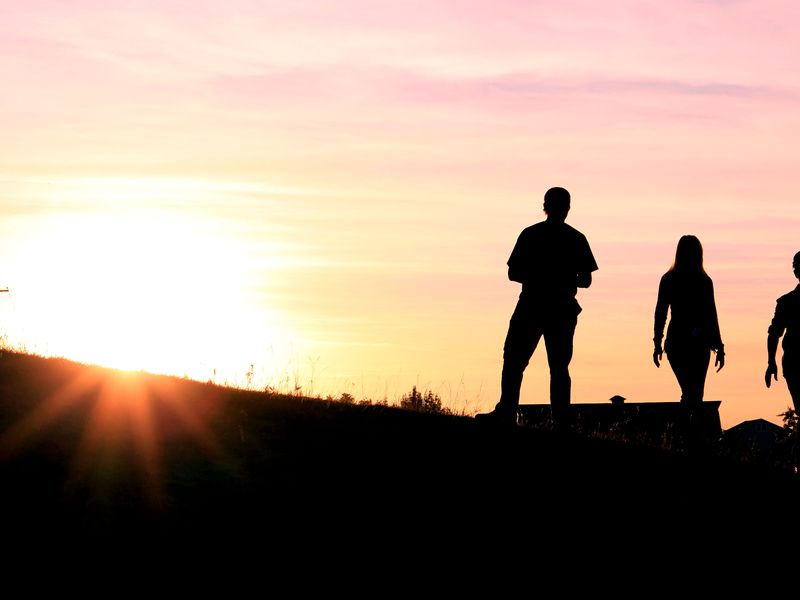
[2,1,799,427]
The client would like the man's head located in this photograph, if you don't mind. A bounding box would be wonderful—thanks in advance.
[793,251,800,280]
[543,187,570,221]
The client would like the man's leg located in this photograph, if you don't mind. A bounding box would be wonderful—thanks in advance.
[496,308,543,416]
[543,313,577,431]
[782,354,800,413]
[781,355,800,469]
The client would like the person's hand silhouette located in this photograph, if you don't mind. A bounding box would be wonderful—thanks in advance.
[715,347,725,372]
[653,343,663,368]
[765,362,778,388]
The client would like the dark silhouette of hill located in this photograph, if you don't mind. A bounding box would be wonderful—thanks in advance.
[1,350,798,568]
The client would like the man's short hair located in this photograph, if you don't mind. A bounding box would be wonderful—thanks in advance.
[794,251,800,266]
[544,187,570,215]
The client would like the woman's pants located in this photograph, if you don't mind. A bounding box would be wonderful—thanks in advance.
[667,341,711,449]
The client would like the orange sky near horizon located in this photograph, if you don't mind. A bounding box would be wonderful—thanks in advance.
[2,1,799,429]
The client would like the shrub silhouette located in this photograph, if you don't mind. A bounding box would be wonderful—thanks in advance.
[777,407,799,471]
[400,386,449,414]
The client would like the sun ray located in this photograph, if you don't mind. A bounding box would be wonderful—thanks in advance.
[0,366,103,458]
[1,357,236,507]
[67,373,159,506]
[148,376,225,458]
[126,380,164,506]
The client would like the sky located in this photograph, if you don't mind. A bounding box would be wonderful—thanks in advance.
[1,1,798,428]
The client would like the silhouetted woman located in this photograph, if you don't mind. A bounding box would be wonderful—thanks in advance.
[653,235,725,448]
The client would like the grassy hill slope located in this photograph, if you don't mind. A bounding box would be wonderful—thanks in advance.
[1,350,798,562]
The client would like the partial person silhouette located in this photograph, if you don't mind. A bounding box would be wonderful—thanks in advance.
[653,235,725,450]
[476,186,598,430]
[765,251,800,412]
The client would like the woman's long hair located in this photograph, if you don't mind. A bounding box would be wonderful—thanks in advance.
[670,235,706,274]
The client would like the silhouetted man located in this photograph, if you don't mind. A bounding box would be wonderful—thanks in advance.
[766,251,800,412]
[476,187,598,429]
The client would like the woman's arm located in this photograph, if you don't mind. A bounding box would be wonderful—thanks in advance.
[653,274,669,367]
[708,278,725,371]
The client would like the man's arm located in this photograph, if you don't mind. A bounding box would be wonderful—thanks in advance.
[506,231,528,284]
[766,300,784,388]
[766,336,780,387]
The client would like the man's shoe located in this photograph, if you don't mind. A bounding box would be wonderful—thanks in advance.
[474,409,517,426]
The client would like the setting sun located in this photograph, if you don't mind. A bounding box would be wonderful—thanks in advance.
[2,178,295,385]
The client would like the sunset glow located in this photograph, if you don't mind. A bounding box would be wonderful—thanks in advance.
[2,2,799,428]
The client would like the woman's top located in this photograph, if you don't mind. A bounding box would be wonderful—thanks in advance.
[654,270,723,353]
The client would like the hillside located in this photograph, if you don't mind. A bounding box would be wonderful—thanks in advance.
[1,350,798,563]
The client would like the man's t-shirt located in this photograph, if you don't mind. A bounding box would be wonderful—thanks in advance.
[507,220,598,313]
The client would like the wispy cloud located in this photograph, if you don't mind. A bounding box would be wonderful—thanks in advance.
[583,79,791,98]
[212,66,793,105]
